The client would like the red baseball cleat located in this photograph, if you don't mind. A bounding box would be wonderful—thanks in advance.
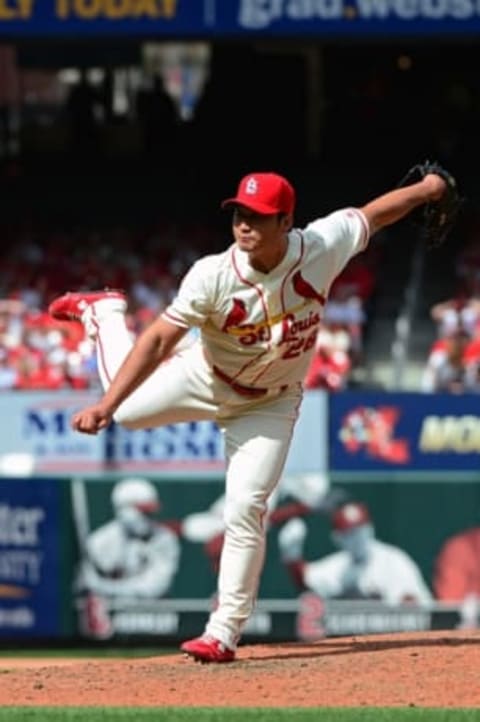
[48,289,126,322]
[180,634,235,663]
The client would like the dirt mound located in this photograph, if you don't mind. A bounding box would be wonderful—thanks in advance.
[1,629,479,707]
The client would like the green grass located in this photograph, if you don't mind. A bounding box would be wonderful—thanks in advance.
[0,709,480,721]
[0,648,172,659]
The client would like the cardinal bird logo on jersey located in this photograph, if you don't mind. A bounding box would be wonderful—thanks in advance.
[338,406,410,464]
[222,298,248,332]
[292,271,326,306]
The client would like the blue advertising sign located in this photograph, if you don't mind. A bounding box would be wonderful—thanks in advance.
[216,2,480,38]
[330,391,480,472]
[0,479,61,637]
[1,0,480,38]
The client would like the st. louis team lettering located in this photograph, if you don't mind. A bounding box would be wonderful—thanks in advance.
[281,311,321,343]
[223,306,321,361]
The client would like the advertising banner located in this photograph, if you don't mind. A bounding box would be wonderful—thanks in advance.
[2,0,480,38]
[0,389,326,477]
[104,388,326,477]
[67,473,480,643]
[216,2,480,37]
[329,391,480,473]
[104,420,225,476]
[0,479,62,638]
[0,1,210,38]
[0,391,104,476]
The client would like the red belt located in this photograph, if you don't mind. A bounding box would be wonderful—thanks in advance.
[213,365,287,399]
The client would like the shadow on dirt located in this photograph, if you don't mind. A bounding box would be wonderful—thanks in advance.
[243,631,480,662]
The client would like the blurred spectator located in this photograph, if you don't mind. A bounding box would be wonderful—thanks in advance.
[420,327,480,393]
[430,296,480,339]
[303,324,352,391]
[324,253,377,360]
[455,231,480,298]
[15,350,69,390]
[0,348,18,389]
[462,358,480,393]
[0,298,26,350]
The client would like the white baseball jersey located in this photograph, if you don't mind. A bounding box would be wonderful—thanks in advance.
[163,208,369,389]
[303,539,432,605]
[79,520,180,598]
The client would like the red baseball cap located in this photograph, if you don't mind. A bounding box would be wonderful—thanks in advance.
[331,502,371,531]
[221,173,296,215]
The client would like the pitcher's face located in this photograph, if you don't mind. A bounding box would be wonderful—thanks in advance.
[232,206,291,269]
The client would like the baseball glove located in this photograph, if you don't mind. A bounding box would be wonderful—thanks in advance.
[397,160,463,248]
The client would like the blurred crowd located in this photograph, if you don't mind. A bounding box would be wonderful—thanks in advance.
[303,250,380,391]
[6,211,480,395]
[0,220,381,392]
[421,221,480,393]
[2,39,480,394]
[0,220,205,391]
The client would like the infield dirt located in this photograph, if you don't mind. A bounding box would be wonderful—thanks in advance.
[0,629,479,708]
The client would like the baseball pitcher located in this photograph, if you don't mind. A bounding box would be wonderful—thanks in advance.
[49,166,458,662]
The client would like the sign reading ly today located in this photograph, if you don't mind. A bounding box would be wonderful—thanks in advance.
[0,0,208,36]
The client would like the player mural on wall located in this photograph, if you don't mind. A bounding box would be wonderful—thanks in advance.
[181,472,346,574]
[71,477,182,639]
[278,500,432,604]
[72,470,340,640]
[433,521,480,629]
[49,166,457,662]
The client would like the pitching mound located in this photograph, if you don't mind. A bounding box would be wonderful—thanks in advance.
[0,629,479,707]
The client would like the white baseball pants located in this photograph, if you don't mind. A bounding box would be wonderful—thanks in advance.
[88,305,303,650]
